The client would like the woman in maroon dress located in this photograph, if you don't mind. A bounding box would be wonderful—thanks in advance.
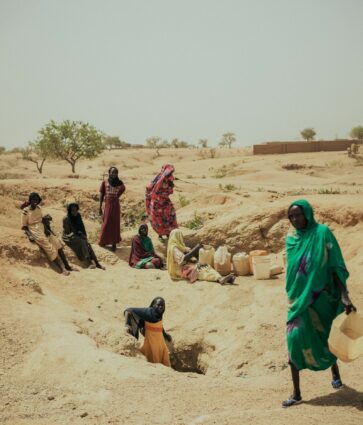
[99,167,126,251]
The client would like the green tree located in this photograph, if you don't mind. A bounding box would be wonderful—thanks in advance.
[301,128,316,141]
[38,120,104,173]
[219,132,236,148]
[0,146,5,154]
[198,138,208,148]
[350,126,363,141]
[22,138,51,174]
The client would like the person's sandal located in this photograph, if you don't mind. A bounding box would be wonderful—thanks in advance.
[331,378,343,389]
[282,396,302,408]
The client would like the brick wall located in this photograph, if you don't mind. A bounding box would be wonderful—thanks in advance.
[253,140,360,155]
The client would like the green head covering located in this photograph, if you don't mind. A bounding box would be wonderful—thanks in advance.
[288,199,317,232]
[138,224,154,253]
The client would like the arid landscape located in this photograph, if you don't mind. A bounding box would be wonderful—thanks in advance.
[1,147,363,424]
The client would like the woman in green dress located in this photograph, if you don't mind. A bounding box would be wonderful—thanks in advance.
[283,199,356,408]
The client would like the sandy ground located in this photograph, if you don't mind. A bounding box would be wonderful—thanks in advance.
[1,147,363,424]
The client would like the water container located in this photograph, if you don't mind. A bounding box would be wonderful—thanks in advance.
[252,256,271,279]
[270,264,283,276]
[232,252,250,276]
[328,312,363,363]
[199,245,215,267]
[214,246,232,276]
[249,250,268,271]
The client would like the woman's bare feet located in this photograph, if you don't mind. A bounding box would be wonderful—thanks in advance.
[62,270,70,276]
[88,264,96,269]
[218,274,235,285]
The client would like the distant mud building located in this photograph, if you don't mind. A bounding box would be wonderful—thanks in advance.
[253,139,361,155]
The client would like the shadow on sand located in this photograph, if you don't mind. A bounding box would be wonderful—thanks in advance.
[110,246,131,263]
[306,385,363,410]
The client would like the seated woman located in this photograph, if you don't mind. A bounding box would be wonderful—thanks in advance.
[166,229,235,285]
[124,297,172,367]
[21,192,72,276]
[129,224,163,269]
[62,203,105,270]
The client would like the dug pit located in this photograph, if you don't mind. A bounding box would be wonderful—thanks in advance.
[170,341,213,375]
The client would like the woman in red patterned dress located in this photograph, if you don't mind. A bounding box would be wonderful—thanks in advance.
[99,167,126,251]
[145,164,177,242]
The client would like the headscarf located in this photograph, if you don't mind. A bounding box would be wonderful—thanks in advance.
[21,192,42,210]
[138,224,153,252]
[166,228,188,279]
[128,224,156,268]
[285,199,348,322]
[124,297,165,339]
[108,167,123,187]
[67,203,87,236]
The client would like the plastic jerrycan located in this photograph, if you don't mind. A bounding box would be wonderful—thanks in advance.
[214,246,232,276]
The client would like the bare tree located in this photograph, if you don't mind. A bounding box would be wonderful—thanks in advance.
[22,138,51,174]
[146,136,162,156]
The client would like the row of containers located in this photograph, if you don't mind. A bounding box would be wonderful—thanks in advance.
[199,246,285,280]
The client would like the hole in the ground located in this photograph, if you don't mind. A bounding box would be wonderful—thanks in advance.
[170,342,211,375]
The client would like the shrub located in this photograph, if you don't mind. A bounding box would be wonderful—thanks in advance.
[213,165,227,178]
[316,188,341,194]
[178,194,190,208]
[184,211,203,230]
[282,163,306,170]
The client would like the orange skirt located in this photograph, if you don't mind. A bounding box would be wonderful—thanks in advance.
[140,320,170,367]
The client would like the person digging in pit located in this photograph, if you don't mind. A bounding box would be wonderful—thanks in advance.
[124,297,172,367]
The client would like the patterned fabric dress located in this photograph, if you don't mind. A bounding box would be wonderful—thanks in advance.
[145,164,177,237]
[99,180,125,246]
[286,199,348,371]
[21,205,63,261]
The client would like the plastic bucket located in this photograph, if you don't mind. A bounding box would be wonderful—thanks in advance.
[249,250,268,271]
[252,256,271,279]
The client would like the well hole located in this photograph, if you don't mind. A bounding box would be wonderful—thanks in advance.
[170,342,210,375]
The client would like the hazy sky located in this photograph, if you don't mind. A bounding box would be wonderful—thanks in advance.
[1,0,363,148]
